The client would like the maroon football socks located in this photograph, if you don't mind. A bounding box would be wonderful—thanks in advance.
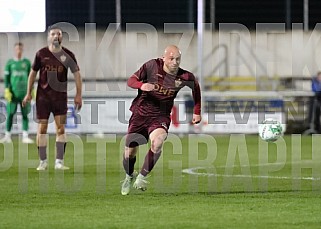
[38,146,47,161]
[140,149,161,176]
[123,156,136,176]
[56,142,66,160]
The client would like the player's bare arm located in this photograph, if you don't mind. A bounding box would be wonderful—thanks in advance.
[22,69,37,107]
[73,71,82,110]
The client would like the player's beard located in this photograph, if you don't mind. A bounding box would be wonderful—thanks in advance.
[53,39,61,48]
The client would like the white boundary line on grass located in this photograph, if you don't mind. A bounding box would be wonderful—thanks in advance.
[182,167,321,181]
[215,160,319,169]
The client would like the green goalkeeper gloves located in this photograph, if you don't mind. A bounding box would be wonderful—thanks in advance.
[4,88,12,102]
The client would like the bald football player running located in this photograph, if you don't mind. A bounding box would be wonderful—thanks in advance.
[23,25,82,171]
[121,45,202,195]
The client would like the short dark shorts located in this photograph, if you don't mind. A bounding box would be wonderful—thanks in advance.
[36,96,67,120]
[125,112,171,147]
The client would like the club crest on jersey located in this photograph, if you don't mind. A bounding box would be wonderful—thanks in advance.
[175,79,182,87]
[21,63,26,68]
[60,54,66,62]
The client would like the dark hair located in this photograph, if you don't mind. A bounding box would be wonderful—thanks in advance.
[317,71,321,76]
[14,42,23,47]
[47,25,62,33]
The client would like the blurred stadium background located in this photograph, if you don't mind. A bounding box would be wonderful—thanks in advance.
[1,0,321,135]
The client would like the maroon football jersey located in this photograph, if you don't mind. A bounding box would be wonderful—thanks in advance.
[32,47,79,101]
[128,58,201,117]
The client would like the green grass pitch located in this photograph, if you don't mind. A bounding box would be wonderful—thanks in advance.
[1,134,321,228]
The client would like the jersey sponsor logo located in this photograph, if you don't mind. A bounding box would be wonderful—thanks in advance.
[45,64,64,72]
[60,54,66,62]
[12,70,26,77]
[154,83,175,96]
[44,57,50,60]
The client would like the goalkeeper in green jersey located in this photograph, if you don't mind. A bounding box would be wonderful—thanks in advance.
[0,43,34,144]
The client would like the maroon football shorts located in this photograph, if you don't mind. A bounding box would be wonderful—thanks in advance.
[125,112,171,147]
[36,96,68,120]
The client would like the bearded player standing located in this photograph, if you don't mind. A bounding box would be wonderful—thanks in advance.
[23,25,82,171]
[121,45,202,195]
